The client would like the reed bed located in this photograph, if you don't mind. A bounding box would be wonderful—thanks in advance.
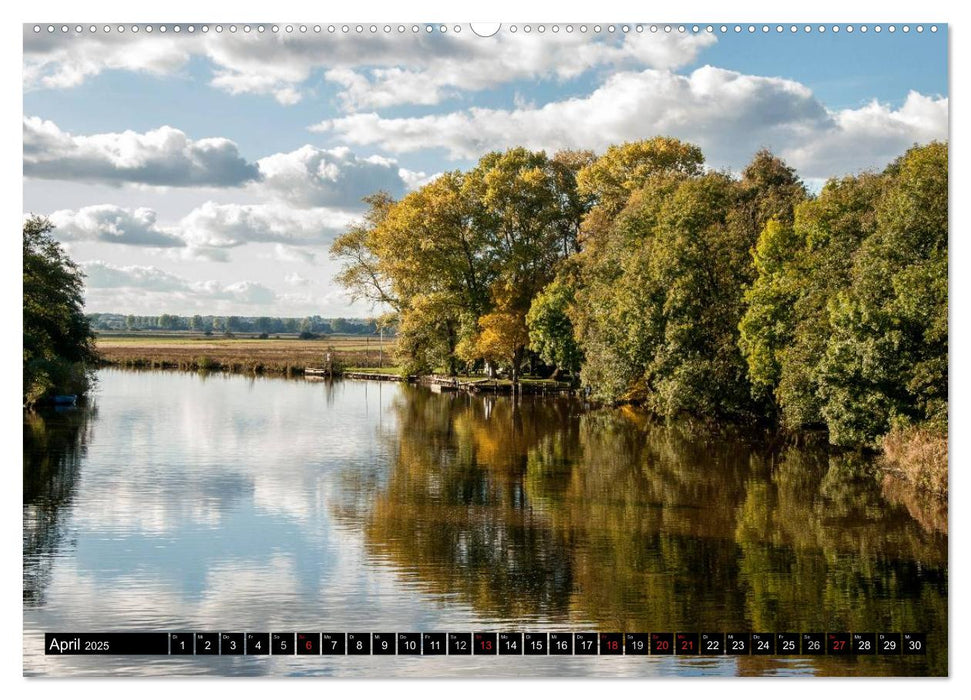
[96,336,395,375]
[879,424,948,499]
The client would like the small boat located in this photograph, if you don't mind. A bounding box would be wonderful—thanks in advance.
[52,394,77,406]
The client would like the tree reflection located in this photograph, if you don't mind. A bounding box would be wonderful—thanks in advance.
[23,406,93,606]
[337,390,946,674]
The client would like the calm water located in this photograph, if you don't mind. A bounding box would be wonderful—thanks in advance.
[23,369,947,676]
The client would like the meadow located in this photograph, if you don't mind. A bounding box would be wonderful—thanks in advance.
[95,332,395,375]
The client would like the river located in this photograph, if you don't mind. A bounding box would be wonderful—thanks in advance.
[23,368,947,676]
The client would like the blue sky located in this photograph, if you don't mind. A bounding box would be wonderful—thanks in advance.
[23,23,949,317]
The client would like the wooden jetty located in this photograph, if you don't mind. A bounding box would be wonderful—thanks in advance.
[422,375,572,395]
[303,368,574,395]
[304,368,410,382]
[344,371,409,382]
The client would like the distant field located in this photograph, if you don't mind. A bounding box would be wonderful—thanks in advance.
[95,333,395,373]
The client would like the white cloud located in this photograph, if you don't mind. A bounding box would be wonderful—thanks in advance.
[255,145,408,207]
[25,117,420,207]
[210,69,302,106]
[22,29,189,89]
[284,272,311,287]
[24,116,259,186]
[42,202,357,262]
[82,260,188,292]
[47,205,184,247]
[222,30,716,108]
[273,244,317,264]
[782,91,949,177]
[82,260,278,307]
[314,66,948,179]
[24,26,716,108]
[166,246,232,263]
[398,168,440,191]
[78,258,372,317]
[177,201,357,248]
[324,66,450,110]
[313,66,825,158]
[219,280,277,305]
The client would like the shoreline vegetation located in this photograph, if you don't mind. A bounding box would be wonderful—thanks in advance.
[23,217,97,408]
[93,330,947,508]
[327,138,947,499]
[24,137,947,502]
[93,334,577,394]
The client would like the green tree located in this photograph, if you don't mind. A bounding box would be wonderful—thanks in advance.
[571,147,804,414]
[526,274,583,378]
[23,217,97,405]
[739,172,881,427]
[817,142,948,446]
[330,318,352,334]
[454,148,589,373]
[634,172,757,416]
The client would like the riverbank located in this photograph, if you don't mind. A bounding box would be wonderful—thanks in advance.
[95,335,577,395]
[95,333,392,375]
[95,337,948,494]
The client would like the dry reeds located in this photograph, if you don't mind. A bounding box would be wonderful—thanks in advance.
[95,337,394,376]
[879,424,948,498]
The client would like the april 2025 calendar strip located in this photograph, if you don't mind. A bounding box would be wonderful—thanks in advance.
[45,632,926,656]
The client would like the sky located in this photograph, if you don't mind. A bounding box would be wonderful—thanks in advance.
[22,22,949,318]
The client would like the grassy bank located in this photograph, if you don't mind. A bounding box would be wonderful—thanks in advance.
[96,333,395,375]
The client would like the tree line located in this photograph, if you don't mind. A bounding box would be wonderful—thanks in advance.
[88,313,380,336]
[332,138,947,449]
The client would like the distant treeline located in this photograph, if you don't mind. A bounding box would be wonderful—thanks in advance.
[332,138,947,453]
[87,313,381,336]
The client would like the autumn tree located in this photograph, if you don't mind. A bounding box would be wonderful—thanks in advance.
[458,284,531,382]
[332,149,587,376]
[331,136,947,460]
[331,191,399,311]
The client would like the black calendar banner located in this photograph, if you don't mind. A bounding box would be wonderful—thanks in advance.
[45,632,928,656]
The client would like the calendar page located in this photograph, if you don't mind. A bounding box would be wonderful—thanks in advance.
[22,18,948,679]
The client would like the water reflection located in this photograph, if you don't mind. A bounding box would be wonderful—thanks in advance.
[23,370,946,677]
[339,390,947,675]
[24,407,92,607]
